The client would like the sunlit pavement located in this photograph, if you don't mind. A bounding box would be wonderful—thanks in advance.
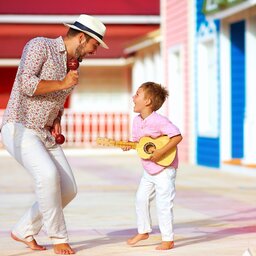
[1,149,256,256]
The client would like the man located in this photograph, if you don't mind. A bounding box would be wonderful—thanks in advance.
[0,14,108,255]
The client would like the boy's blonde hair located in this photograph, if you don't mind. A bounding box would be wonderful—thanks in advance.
[140,82,169,111]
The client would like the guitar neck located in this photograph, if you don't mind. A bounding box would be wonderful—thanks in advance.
[113,140,137,149]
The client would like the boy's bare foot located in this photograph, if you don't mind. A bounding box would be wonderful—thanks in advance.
[11,232,46,250]
[156,241,174,250]
[53,243,75,255]
[127,233,149,245]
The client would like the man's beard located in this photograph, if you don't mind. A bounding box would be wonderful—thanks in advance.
[75,44,85,62]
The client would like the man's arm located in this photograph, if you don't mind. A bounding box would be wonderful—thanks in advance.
[33,70,79,95]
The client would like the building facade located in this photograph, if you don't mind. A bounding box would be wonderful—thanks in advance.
[0,0,160,147]
[197,0,256,168]
[161,0,256,169]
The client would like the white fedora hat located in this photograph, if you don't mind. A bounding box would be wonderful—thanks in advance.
[64,14,109,49]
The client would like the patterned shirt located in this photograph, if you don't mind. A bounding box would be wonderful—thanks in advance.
[132,111,181,174]
[1,36,73,147]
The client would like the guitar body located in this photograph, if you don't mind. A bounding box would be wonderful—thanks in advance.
[136,136,176,166]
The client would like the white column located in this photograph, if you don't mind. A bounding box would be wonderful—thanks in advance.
[153,51,163,84]
[167,46,184,133]
[144,53,154,81]
[130,58,145,136]
[132,58,145,93]
[242,17,256,165]
[220,21,232,162]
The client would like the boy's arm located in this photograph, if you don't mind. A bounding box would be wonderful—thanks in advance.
[150,134,183,163]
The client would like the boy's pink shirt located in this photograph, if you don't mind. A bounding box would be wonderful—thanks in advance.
[132,111,181,175]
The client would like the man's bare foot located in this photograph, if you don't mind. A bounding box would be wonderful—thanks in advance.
[53,243,75,255]
[127,233,149,245]
[156,241,174,250]
[11,232,46,250]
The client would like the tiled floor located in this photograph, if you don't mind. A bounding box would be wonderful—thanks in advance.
[1,149,256,256]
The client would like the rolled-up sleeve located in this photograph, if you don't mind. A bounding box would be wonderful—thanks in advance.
[19,38,47,96]
[160,116,181,138]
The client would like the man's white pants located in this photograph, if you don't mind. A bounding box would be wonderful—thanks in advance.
[135,167,176,241]
[1,123,77,244]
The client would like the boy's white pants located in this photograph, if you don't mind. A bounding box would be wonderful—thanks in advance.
[135,167,176,241]
[1,123,77,244]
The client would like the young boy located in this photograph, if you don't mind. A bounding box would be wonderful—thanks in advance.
[124,82,182,250]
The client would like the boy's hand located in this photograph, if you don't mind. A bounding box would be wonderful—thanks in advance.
[121,145,132,151]
[150,148,163,163]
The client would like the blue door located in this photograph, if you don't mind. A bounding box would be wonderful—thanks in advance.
[230,21,245,159]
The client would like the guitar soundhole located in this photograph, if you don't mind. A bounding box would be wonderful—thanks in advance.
[144,142,156,154]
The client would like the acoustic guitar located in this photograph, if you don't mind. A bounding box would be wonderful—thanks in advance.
[96,135,176,167]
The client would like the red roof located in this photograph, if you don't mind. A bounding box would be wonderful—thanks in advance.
[0,24,158,59]
[0,0,159,59]
[0,0,159,15]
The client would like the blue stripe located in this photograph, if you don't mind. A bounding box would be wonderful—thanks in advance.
[230,20,245,158]
[73,22,103,40]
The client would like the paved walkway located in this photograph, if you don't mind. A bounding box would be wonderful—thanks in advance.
[1,149,256,256]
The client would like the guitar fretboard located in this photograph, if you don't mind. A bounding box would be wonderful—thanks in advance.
[112,141,137,149]
[96,138,137,149]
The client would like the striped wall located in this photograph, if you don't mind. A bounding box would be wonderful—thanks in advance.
[162,0,190,163]
[195,0,220,167]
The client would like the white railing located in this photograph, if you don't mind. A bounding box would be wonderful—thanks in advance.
[0,109,130,148]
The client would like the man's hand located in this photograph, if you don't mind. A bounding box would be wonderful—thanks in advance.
[51,117,61,137]
[62,70,79,89]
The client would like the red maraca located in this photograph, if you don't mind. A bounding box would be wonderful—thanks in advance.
[67,58,79,71]
[55,134,65,145]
